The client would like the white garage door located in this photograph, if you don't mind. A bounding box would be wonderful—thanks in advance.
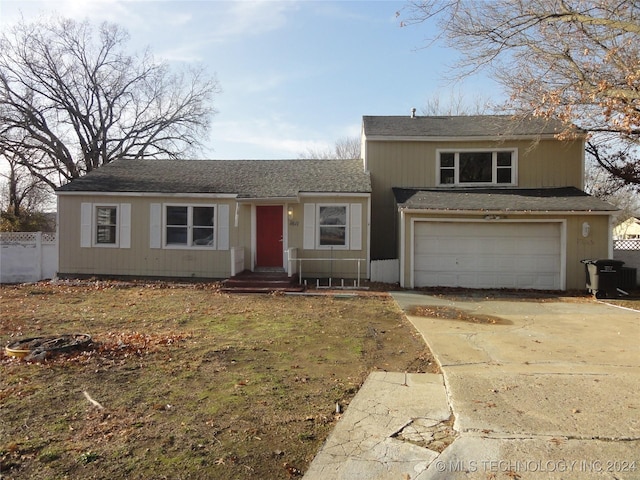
[414,222,562,290]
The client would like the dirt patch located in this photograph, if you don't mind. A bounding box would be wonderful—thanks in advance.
[417,287,597,303]
[0,282,436,479]
[408,305,513,325]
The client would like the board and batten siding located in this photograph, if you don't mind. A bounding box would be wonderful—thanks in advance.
[58,195,237,279]
[366,137,585,260]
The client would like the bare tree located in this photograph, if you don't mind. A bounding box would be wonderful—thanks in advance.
[0,157,51,217]
[0,149,55,231]
[584,155,639,223]
[0,17,219,190]
[421,89,495,116]
[401,0,640,188]
[299,136,361,160]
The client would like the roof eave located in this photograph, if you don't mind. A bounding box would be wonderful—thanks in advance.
[236,196,299,203]
[56,191,239,199]
[299,191,371,198]
[398,207,619,215]
[365,133,583,142]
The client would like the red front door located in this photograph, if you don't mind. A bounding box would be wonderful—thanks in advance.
[256,206,283,268]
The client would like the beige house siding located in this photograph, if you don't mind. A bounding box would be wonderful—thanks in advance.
[58,193,370,280]
[365,137,585,260]
[58,194,238,279]
[398,212,610,290]
[289,195,370,279]
[566,215,612,288]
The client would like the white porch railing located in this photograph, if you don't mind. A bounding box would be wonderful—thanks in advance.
[294,256,367,288]
[230,246,245,277]
[286,248,366,287]
[286,247,298,277]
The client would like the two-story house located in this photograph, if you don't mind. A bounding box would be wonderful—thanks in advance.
[55,114,616,290]
[363,115,616,290]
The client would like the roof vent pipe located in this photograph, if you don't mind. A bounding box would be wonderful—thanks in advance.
[411,107,416,118]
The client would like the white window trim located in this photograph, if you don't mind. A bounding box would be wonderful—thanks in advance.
[93,204,119,248]
[81,202,130,249]
[316,203,349,250]
[436,148,518,187]
[163,203,217,250]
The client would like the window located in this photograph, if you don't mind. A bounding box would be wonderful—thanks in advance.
[165,205,215,247]
[81,202,130,249]
[96,206,117,244]
[318,205,347,247]
[303,202,362,251]
[438,150,516,186]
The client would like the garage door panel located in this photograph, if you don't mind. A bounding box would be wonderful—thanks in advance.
[414,222,562,290]
[515,255,558,270]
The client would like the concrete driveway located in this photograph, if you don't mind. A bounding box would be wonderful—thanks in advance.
[305,291,640,480]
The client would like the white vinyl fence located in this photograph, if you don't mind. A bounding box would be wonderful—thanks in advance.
[614,239,640,286]
[0,232,58,284]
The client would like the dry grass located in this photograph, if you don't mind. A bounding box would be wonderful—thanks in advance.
[0,282,435,479]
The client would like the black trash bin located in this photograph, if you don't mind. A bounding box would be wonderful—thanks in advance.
[619,267,638,292]
[581,259,625,298]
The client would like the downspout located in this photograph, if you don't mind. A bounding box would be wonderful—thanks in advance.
[399,208,406,288]
[366,194,371,279]
[579,136,586,191]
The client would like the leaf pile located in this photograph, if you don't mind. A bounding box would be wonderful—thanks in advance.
[2,331,189,365]
[409,305,512,325]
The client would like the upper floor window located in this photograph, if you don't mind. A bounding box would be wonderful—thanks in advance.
[165,205,215,248]
[438,150,516,186]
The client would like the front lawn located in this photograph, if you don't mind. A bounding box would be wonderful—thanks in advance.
[0,282,434,479]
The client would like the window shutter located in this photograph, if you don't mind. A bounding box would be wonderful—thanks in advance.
[350,203,362,251]
[303,203,316,250]
[149,203,162,249]
[217,204,229,250]
[119,204,131,249]
[80,203,92,248]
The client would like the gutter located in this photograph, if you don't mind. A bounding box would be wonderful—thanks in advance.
[236,196,298,204]
[364,133,580,142]
[56,191,238,199]
[398,207,620,216]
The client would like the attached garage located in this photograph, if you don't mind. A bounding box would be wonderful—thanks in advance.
[394,187,617,291]
[413,221,563,290]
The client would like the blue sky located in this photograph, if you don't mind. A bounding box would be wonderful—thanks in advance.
[0,0,504,159]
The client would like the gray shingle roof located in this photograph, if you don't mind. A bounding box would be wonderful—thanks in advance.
[393,187,617,213]
[363,115,582,138]
[56,159,371,198]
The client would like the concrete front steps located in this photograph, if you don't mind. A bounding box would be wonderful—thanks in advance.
[221,270,305,294]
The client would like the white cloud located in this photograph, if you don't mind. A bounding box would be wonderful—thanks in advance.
[214,0,296,40]
[156,44,204,63]
[4,0,137,25]
[1,1,300,63]
[208,116,332,159]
